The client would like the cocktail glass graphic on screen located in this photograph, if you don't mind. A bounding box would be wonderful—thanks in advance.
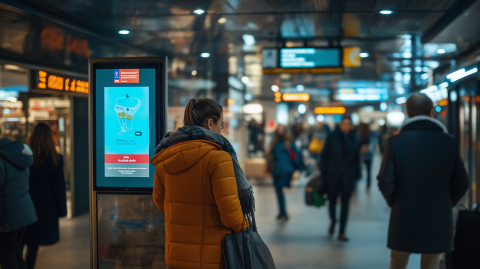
[114,94,142,135]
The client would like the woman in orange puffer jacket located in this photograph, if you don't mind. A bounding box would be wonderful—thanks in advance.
[152,98,253,269]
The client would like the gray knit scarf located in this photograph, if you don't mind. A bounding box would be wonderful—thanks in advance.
[155,125,255,222]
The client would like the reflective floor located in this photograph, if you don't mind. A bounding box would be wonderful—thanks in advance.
[32,153,426,269]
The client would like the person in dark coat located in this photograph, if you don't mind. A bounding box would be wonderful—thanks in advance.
[0,135,37,269]
[358,123,374,191]
[267,125,300,221]
[320,115,360,241]
[377,93,469,269]
[23,123,67,269]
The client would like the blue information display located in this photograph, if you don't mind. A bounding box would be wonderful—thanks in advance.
[94,68,157,188]
[280,48,341,68]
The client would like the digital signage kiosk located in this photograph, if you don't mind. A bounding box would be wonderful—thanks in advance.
[89,57,167,269]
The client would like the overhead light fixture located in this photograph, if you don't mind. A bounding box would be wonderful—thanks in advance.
[242,34,255,46]
[218,17,226,24]
[421,73,429,80]
[447,67,478,82]
[316,114,325,122]
[437,49,446,54]
[308,115,315,125]
[241,76,249,83]
[450,91,457,102]
[191,70,197,76]
[243,104,263,114]
[296,85,304,91]
[378,118,386,126]
[244,93,253,101]
[439,82,449,88]
[271,85,279,92]
[396,97,407,104]
[297,104,307,114]
[118,30,130,34]
[359,52,369,58]
[282,93,310,101]
[380,10,393,14]
[201,53,210,58]
[380,102,388,111]
[387,112,405,124]
[193,9,205,15]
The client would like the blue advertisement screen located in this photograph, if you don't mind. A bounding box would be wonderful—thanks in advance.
[280,48,340,68]
[95,68,156,188]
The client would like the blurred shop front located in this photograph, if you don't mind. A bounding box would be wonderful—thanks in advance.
[0,63,89,217]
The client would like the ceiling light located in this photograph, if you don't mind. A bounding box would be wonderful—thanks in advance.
[359,52,369,58]
[396,97,406,104]
[243,104,263,114]
[194,9,205,15]
[298,104,307,114]
[380,102,387,111]
[191,70,197,76]
[380,10,393,15]
[118,30,130,34]
[296,85,304,91]
[244,93,253,101]
[421,73,429,80]
[437,49,446,54]
[271,85,279,92]
[242,34,255,46]
[218,17,226,24]
[317,115,325,122]
[241,76,250,83]
[201,53,210,58]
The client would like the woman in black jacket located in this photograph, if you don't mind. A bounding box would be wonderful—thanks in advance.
[320,116,360,241]
[23,123,67,269]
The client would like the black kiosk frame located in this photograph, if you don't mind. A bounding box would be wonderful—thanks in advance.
[89,57,167,269]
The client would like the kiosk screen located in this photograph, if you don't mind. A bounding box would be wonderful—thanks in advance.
[94,66,158,188]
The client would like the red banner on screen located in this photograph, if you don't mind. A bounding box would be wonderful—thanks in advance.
[105,154,149,163]
[114,69,139,83]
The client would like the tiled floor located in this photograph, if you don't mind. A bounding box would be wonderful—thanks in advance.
[30,153,426,269]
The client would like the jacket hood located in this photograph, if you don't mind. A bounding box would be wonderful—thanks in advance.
[0,138,33,169]
[399,115,447,133]
[151,140,221,174]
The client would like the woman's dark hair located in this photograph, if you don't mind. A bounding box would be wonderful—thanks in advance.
[28,123,58,166]
[269,125,292,152]
[341,115,352,122]
[184,98,223,126]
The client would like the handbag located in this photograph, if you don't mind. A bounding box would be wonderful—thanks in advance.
[222,215,276,269]
[308,138,324,154]
[305,175,327,208]
[450,206,480,269]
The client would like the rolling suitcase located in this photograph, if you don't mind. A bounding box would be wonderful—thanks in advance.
[450,205,480,269]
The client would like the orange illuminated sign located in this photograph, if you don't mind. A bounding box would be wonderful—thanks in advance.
[35,70,88,94]
[282,93,310,101]
[275,92,282,102]
[314,107,346,114]
[437,99,448,107]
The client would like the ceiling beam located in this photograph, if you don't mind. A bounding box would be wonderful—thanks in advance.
[421,0,478,43]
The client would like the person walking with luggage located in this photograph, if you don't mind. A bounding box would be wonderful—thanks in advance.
[152,98,252,269]
[358,123,373,191]
[266,125,300,221]
[23,123,67,269]
[377,93,469,269]
[320,115,360,241]
[0,131,37,269]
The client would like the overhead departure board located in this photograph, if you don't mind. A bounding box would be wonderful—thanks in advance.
[280,48,341,68]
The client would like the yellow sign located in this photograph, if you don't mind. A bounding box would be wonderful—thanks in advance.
[274,92,282,102]
[282,93,310,101]
[343,47,361,67]
[314,107,346,114]
[36,70,89,94]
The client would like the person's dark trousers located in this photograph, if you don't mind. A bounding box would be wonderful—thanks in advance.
[364,159,372,188]
[25,244,39,269]
[273,173,292,216]
[0,227,27,269]
[328,186,353,234]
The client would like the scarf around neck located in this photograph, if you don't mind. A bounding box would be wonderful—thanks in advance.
[155,125,255,222]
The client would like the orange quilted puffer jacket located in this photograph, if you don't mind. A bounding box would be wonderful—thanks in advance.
[152,140,247,269]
